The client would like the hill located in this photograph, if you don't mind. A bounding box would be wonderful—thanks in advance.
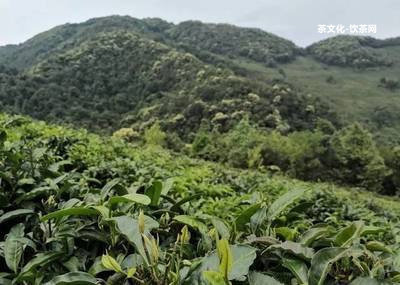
[0,16,299,71]
[307,35,396,68]
[0,16,173,70]
[0,113,400,284]
[0,16,400,193]
[0,20,333,135]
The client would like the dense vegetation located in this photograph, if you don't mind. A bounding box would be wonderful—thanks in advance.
[1,16,400,284]
[1,114,400,284]
[165,21,300,66]
[1,16,400,143]
[187,118,400,194]
[307,36,394,68]
[0,16,400,191]
[0,29,334,134]
[0,16,299,71]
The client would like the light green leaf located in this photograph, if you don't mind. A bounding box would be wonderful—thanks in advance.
[217,239,233,279]
[360,226,385,237]
[186,245,256,284]
[102,254,123,273]
[203,271,226,285]
[211,217,230,240]
[275,227,297,241]
[174,215,208,235]
[108,193,151,206]
[126,267,137,278]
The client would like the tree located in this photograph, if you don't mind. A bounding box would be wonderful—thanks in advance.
[327,123,389,191]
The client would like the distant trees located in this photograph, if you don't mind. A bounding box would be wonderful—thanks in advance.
[189,119,394,193]
[308,36,392,68]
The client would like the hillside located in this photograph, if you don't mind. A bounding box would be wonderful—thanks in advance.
[307,35,395,68]
[0,16,399,141]
[0,16,173,70]
[1,113,400,284]
[0,16,299,71]
[0,20,333,135]
[1,14,400,284]
[0,15,400,193]
[235,44,400,144]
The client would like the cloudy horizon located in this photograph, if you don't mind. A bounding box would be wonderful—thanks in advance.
[0,0,399,47]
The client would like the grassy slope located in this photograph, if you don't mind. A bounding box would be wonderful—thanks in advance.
[234,47,400,143]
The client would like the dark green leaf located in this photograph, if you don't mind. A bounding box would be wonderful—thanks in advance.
[0,209,35,224]
[43,272,98,285]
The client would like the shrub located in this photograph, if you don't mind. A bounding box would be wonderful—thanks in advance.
[144,122,166,146]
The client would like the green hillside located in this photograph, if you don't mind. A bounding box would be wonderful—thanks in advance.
[1,15,400,192]
[234,47,400,144]
[165,20,300,66]
[0,16,173,70]
[1,113,400,284]
[1,15,399,143]
[307,35,396,68]
[1,15,400,284]
[0,27,332,135]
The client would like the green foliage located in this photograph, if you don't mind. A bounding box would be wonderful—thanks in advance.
[308,35,393,68]
[144,122,166,146]
[166,20,299,66]
[189,119,399,192]
[0,114,399,284]
[0,16,336,136]
[328,123,389,191]
[1,15,400,284]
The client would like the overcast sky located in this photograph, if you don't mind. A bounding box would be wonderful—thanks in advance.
[0,0,399,47]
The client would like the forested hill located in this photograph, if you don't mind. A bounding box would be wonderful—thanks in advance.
[0,16,399,140]
[0,16,334,135]
[0,16,400,194]
[0,16,300,70]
